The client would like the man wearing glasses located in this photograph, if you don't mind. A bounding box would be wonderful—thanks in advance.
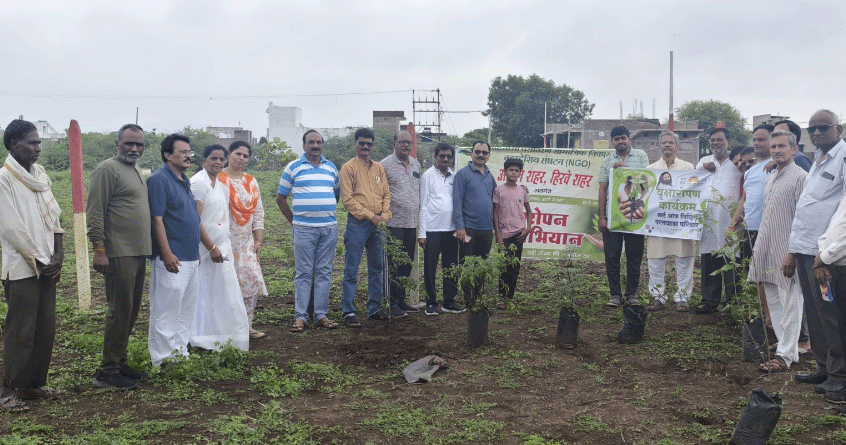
[147,134,216,366]
[381,131,421,318]
[784,110,846,395]
[452,140,497,311]
[597,126,649,308]
[419,142,459,315]
[695,127,743,313]
[340,128,392,327]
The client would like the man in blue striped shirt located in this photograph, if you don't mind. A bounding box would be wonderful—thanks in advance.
[276,129,341,332]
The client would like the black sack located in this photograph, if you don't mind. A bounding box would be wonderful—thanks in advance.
[556,306,579,349]
[617,305,647,344]
[730,387,782,445]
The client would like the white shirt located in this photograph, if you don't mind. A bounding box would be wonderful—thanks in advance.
[696,155,742,254]
[790,139,846,256]
[0,166,63,280]
[819,191,846,266]
[419,166,455,236]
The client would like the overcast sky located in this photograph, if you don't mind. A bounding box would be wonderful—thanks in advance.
[2,0,845,139]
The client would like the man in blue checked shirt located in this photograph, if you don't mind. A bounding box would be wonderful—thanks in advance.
[276,129,341,333]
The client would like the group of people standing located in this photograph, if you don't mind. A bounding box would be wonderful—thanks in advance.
[281,127,532,332]
[90,127,269,390]
[598,110,846,411]
[0,119,271,410]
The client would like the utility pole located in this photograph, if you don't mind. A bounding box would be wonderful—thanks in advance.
[669,51,674,131]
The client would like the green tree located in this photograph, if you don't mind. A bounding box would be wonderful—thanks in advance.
[675,100,751,157]
[463,128,489,140]
[252,138,297,171]
[323,128,395,170]
[487,74,594,147]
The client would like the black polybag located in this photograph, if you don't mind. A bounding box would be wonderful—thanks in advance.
[730,388,782,445]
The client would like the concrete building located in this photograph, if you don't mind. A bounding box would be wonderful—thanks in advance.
[266,102,351,154]
[373,111,406,132]
[544,119,702,165]
[206,126,254,148]
[34,120,65,140]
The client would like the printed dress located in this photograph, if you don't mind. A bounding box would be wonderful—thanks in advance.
[219,171,268,326]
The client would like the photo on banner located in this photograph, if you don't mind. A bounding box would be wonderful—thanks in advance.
[607,167,714,240]
[456,147,612,261]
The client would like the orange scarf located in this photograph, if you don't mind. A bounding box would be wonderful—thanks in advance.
[219,171,258,226]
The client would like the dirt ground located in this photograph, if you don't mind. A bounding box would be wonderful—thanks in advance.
[3,256,846,445]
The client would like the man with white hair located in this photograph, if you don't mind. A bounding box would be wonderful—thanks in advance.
[783,110,846,395]
[645,132,695,312]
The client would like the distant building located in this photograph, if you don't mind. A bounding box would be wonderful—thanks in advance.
[544,119,702,166]
[266,102,351,154]
[373,111,406,132]
[206,126,254,148]
[34,120,65,141]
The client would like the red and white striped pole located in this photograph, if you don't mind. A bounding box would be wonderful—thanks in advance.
[68,120,91,310]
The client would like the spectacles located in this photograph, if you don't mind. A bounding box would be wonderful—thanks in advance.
[437,154,454,159]
[473,150,490,155]
[175,150,193,156]
[356,141,374,148]
[396,140,412,146]
[807,125,834,134]
[743,159,757,166]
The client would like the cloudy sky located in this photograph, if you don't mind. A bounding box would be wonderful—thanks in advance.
[2,0,845,139]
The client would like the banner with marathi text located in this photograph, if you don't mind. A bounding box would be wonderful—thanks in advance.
[456,147,612,261]
[607,168,713,240]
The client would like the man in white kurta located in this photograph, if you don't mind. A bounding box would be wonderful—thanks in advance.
[749,131,806,371]
[646,132,695,312]
[695,128,743,313]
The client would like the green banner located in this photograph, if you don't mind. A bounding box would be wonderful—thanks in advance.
[457,147,612,261]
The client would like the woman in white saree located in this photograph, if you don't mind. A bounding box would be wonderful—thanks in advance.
[189,145,249,351]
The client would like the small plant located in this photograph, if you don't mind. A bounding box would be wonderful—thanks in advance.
[447,244,517,313]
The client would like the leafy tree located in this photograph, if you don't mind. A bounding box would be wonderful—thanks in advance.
[323,127,395,170]
[675,100,751,157]
[487,74,594,147]
[463,128,489,140]
[252,138,297,171]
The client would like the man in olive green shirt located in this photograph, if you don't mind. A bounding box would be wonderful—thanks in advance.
[86,124,152,390]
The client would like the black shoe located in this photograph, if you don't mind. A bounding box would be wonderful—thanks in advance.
[694,304,718,314]
[441,302,466,313]
[344,313,362,328]
[92,370,138,391]
[626,296,642,306]
[795,370,828,384]
[369,310,389,321]
[425,304,438,316]
[397,301,419,313]
[814,378,846,394]
[389,305,407,318]
[120,365,149,382]
[825,390,846,404]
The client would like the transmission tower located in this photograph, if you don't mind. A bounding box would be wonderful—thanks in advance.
[412,89,443,140]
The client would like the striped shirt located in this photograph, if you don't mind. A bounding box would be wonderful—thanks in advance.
[381,153,420,228]
[278,154,340,227]
[749,162,805,289]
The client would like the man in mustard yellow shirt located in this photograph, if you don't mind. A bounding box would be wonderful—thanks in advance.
[340,128,392,327]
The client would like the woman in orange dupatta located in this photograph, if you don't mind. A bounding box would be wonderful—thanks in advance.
[219,142,268,339]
